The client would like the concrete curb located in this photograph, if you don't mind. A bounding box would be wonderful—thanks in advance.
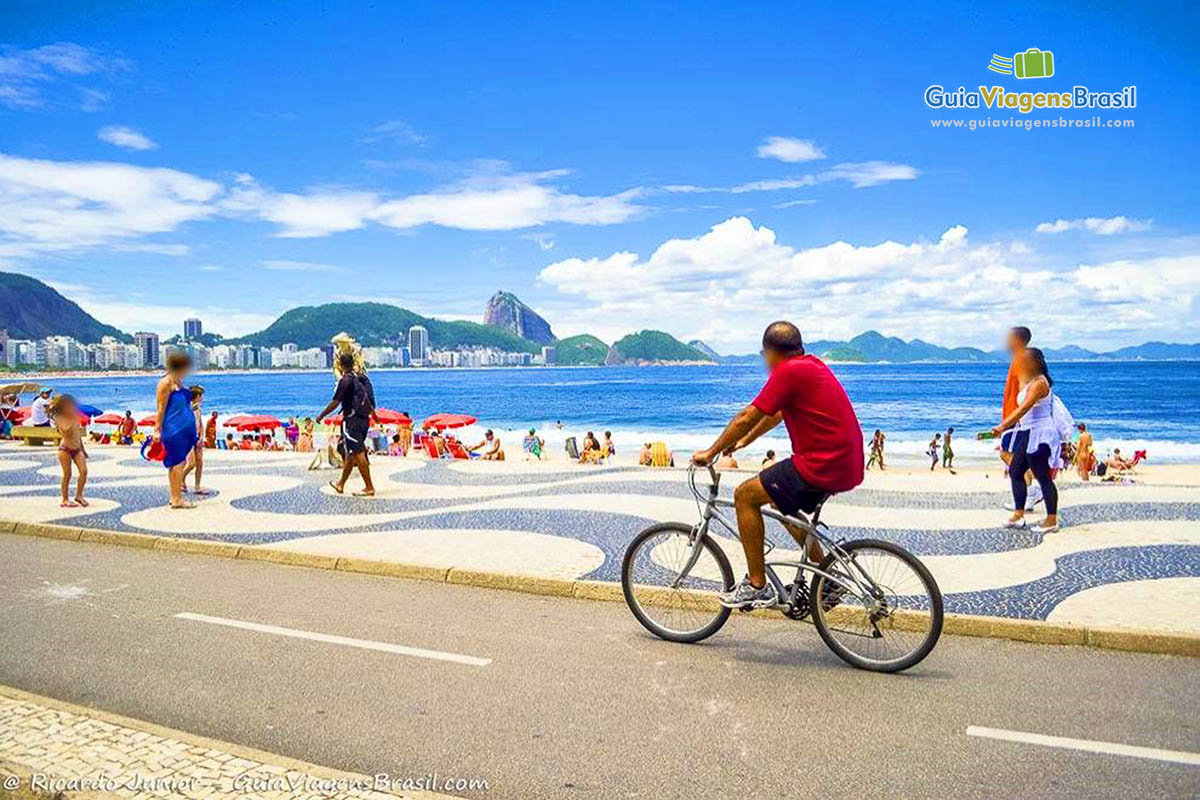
[6,521,1199,658]
[0,684,450,799]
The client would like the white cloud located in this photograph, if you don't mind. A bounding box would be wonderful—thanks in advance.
[0,153,220,256]
[0,42,128,110]
[223,176,379,238]
[656,162,916,195]
[757,136,825,163]
[730,177,816,194]
[358,120,425,145]
[368,168,643,231]
[774,199,818,209]
[522,232,556,251]
[259,259,343,273]
[818,161,919,188]
[537,216,1199,351]
[1035,216,1152,235]
[98,125,158,151]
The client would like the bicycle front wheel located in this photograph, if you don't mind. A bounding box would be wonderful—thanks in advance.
[810,539,943,672]
[622,523,734,643]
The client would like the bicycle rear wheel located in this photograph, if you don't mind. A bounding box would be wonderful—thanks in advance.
[622,523,733,643]
[810,539,943,672]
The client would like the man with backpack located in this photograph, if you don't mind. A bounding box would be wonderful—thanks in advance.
[317,352,378,496]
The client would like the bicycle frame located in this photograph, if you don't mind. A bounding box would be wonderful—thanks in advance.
[680,464,885,612]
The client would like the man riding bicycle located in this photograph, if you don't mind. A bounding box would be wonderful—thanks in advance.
[692,321,865,609]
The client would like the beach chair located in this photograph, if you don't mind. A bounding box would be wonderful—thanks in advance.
[565,436,580,461]
[649,441,673,468]
[216,438,228,450]
[424,437,442,459]
[447,440,473,459]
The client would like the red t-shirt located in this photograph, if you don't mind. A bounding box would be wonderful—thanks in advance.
[751,355,865,492]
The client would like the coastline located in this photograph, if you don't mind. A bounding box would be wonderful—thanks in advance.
[10,356,1200,381]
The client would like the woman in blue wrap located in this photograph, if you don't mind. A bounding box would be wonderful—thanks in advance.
[154,351,199,509]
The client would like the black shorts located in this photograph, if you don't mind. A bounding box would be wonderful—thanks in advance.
[1000,430,1016,453]
[339,417,369,456]
[759,458,830,517]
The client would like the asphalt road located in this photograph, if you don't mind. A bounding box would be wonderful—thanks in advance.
[1,534,1197,799]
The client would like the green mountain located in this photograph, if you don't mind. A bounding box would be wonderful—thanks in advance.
[555,334,609,366]
[0,272,130,342]
[234,302,539,353]
[821,346,867,362]
[605,330,715,365]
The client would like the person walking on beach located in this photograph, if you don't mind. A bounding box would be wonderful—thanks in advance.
[317,351,377,496]
[992,347,1061,533]
[943,426,955,470]
[204,411,218,448]
[866,429,885,470]
[692,321,863,608]
[398,412,413,455]
[50,394,87,508]
[154,352,200,509]
[180,386,210,496]
[927,433,941,470]
[1075,423,1094,481]
[1000,326,1041,509]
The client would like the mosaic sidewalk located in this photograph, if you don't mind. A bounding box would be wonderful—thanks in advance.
[1,443,1197,635]
[0,687,450,799]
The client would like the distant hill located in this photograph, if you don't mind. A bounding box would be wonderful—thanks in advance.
[0,272,130,342]
[605,330,715,365]
[555,334,609,366]
[483,291,556,344]
[234,302,539,353]
[687,339,722,360]
[1103,341,1200,360]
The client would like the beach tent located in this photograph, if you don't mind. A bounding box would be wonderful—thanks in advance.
[422,413,476,431]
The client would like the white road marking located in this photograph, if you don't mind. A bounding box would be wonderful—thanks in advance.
[174,612,491,667]
[966,726,1200,766]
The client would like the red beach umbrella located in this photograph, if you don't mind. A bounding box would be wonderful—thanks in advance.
[422,413,476,431]
[9,407,30,423]
[94,412,124,424]
[137,415,157,427]
[375,408,412,425]
[234,414,281,431]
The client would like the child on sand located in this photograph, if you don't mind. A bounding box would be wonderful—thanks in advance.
[50,394,88,508]
[180,386,210,495]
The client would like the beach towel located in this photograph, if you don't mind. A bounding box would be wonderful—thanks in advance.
[160,388,198,468]
[650,441,672,468]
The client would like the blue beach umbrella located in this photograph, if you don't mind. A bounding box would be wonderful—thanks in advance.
[77,403,104,417]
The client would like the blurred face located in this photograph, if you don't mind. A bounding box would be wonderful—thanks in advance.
[1017,349,1038,380]
[1006,330,1026,354]
[761,347,787,371]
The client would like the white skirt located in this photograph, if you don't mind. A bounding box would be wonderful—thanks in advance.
[1020,423,1063,469]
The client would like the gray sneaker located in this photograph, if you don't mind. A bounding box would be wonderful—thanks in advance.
[719,576,777,609]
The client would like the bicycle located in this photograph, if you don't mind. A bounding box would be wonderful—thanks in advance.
[621,463,943,672]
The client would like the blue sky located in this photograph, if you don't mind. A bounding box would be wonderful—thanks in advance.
[1,1,1197,351]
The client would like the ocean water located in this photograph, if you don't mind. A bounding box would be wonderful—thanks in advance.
[41,361,1200,463]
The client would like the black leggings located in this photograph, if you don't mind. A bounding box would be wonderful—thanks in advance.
[1009,430,1058,514]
